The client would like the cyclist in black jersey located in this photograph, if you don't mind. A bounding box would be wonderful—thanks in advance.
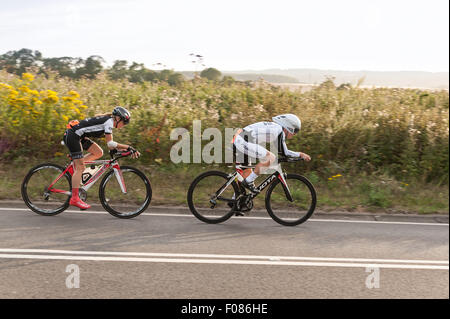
[63,106,140,210]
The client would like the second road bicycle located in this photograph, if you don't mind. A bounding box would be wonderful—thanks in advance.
[187,156,317,226]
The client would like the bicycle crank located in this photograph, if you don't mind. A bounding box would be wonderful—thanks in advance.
[79,188,88,202]
[239,195,254,212]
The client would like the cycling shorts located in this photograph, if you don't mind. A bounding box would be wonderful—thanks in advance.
[63,129,94,160]
[233,134,268,162]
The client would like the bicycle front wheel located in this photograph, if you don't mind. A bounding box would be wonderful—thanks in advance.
[21,163,71,216]
[187,171,239,224]
[265,174,316,226]
[99,166,152,219]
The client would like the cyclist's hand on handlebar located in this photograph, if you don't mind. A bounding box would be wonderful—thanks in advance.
[132,151,141,159]
[127,146,141,159]
[299,152,311,162]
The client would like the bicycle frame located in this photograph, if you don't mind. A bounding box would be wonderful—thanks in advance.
[214,162,293,203]
[46,158,126,196]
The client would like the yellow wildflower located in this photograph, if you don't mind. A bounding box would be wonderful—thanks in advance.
[22,73,35,82]
[68,90,80,98]
[43,95,59,103]
[8,90,19,98]
[0,83,13,90]
[15,97,30,105]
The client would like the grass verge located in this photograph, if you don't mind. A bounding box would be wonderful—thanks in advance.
[2,160,448,215]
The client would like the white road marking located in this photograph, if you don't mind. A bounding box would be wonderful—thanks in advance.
[0,248,447,265]
[0,249,447,270]
[0,207,448,226]
[0,252,447,270]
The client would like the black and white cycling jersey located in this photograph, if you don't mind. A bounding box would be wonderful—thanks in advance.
[234,121,300,159]
[70,115,114,138]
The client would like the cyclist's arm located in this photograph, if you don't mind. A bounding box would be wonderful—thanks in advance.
[279,133,311,161]
[279,133,300,158]
[282,142,300,158]
[105,133,129,150]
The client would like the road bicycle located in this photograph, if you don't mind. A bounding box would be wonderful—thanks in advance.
[187,156,317,226]
[21,149,152,219]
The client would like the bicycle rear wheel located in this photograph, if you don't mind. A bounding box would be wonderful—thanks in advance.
[21,163,71,216]
[265,174,316,226]
[187,171,239,224]
[99,166,152,219]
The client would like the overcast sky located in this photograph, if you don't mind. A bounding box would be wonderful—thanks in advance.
[0,0,448,72]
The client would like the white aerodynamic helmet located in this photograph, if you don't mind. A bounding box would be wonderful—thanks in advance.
[272,114,301,134]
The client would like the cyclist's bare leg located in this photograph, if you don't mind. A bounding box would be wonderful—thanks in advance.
[242,168,252,179]
[70,158,90,209]
[241,152,275,192]
[84,143,103,161]
[72,158,85,188]
[240,154,276,179]
[254,152,276,175]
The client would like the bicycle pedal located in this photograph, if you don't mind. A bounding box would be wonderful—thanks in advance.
[234,212,245,216]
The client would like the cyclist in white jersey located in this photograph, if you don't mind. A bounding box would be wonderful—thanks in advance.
[232,114,311,193]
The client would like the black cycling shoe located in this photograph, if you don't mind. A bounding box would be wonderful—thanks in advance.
[241,179,260,194]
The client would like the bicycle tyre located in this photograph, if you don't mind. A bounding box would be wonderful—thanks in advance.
[265,174,317,226]
[98,166,152,219]
[21,163,71,216]
[187,170,239,224]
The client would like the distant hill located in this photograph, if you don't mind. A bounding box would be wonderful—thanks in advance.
[223,73,299,83]
[180,71,298,83]
[229,69,449,89]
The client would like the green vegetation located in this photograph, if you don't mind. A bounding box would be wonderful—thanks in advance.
[0,48,188,85]
[1,161,448,214]
[200,68,222,81]
[0,54,448,214]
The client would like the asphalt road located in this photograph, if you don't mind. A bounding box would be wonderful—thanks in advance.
[0,204,448,299]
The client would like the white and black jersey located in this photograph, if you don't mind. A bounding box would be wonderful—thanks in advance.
[242,121,300,158]
[70,115,114,138]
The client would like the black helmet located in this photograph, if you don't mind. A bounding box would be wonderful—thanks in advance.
[112,106,131,124]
